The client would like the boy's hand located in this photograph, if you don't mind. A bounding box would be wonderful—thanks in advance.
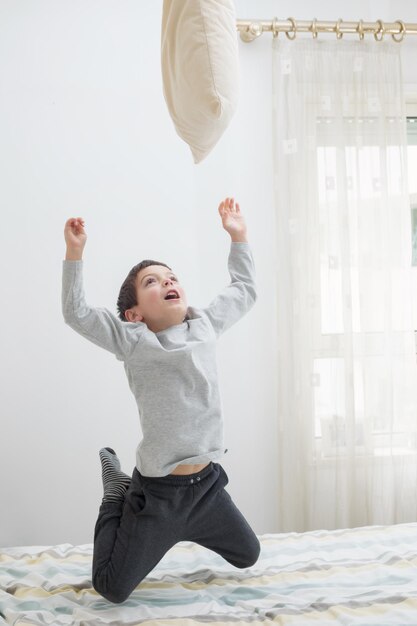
[64,217,87,260]
[218,197,248,242]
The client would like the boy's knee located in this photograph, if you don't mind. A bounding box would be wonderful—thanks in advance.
[104,590,130,605]
[93,576,131,605]
[243,545,261,568]
[232,537,261,569]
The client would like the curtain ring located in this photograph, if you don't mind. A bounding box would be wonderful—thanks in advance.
[335,18,343,39]
[311,18,318,39]
[374,19,385,41]
[285,17,297,40]
[357,19,364,40]
[392,20,406,43]
[272,16,279,39]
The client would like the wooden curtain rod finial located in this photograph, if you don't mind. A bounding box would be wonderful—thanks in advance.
[239,21,263,43]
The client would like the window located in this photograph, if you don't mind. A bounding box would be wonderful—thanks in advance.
[311,105,417,460]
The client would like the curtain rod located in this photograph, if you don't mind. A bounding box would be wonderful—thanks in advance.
[236,18,417,43]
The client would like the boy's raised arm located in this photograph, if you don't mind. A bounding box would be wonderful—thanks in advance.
[62,218,138,361]
[201,198,257,337]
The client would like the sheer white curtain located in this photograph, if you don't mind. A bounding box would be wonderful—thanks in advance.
[272,38,417,532]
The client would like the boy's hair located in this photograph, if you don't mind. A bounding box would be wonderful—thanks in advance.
[117,260,171,322]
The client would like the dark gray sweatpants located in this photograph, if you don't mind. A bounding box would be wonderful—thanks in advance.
[92,461,260,604]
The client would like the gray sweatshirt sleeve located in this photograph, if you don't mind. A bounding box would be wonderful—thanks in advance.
[62,260,139,361]
[201,242,257,337]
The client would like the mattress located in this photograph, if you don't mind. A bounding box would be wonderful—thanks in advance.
[1,522,417,625]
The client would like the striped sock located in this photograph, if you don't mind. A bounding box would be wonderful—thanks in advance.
[99,447,131,503]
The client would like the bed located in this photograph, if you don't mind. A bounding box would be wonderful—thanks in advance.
[1,522,417,625]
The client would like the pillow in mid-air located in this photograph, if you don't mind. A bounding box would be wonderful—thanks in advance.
[161,0,239,164]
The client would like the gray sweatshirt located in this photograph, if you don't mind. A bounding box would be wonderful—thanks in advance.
[62,242,256,476]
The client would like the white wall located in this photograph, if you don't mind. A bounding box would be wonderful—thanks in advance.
[1,0,416,547]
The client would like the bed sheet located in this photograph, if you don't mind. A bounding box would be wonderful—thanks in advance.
[1,523,417,625]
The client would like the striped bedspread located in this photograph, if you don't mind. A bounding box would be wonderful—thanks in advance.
[1,522,417,625]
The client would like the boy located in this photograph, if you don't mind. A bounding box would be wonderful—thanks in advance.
[62,197,260,604]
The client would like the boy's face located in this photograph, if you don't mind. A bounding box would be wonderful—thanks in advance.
[125,265,188,333]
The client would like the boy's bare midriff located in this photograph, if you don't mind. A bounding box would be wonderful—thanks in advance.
[170,462,210,475]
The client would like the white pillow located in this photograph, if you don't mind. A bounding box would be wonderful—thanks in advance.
[161,0,239,164]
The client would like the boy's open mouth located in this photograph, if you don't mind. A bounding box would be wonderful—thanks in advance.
[164,289,180,300]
